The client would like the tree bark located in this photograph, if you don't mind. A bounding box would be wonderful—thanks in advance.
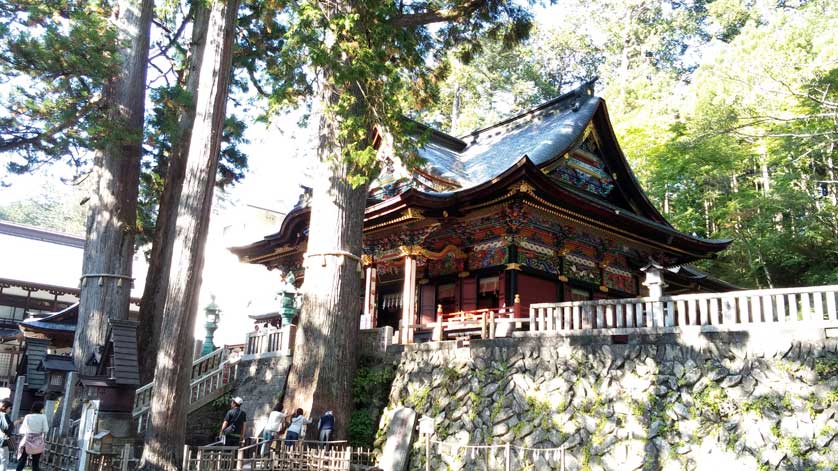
[281,77,368,439]
[73,0,154,376]
[137,3,204,385]
[137,0,238,469]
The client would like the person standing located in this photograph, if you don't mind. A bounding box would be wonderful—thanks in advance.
[219,397,247,447]
[284,409,311,447]
[317,411,334,445]
[260,403,285,456]
[16,402,48,471]
[0,400,13,471]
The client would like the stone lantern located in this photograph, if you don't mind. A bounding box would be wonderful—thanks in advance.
[278,272,300,326]
[201,295,222,356]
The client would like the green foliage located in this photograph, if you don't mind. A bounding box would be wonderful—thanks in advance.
[348,409,377,447]
[349,355,396,447]
[740,394,787,417]
[0,1,120,174]
[256,0,534,186]
[814,357,838,380]
[693,384,731,420]
[0,183,87,235]
[618,0,838,288]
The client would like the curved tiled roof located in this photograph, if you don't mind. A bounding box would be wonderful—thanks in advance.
[418,85,599,188]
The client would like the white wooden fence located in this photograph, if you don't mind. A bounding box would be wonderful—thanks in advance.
[530,285,838,332]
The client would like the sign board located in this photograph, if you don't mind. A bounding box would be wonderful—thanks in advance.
[77,400,100,471]
[379,407,416,471]
[418,416,435,435]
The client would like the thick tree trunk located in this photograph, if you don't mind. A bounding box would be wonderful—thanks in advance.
[137,0,238,469]
[74,0,153,376]
[137,3,204,384]
[282,78,368,439]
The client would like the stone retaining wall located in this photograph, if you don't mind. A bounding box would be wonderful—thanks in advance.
[378,327,838,470]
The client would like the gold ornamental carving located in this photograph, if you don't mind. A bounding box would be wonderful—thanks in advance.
[505,263,522,271]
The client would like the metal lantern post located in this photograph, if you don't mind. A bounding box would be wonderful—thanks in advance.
[201,296,222,356]
[278,272,300,326]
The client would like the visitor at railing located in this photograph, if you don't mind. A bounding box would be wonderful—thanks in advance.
[260,403,285,456]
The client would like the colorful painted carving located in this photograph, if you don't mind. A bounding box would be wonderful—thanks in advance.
[547,135,615,197]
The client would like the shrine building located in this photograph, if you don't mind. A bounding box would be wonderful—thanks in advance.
[230,80,735,342]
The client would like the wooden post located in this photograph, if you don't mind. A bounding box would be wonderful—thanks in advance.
[401,255,417,344]
[425,435,431,471]
[363,266,378,329]
[504,443,511,471]
[11,375,24,421]
[489,310,496,339]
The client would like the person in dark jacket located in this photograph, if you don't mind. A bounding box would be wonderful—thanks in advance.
[317,410,334,444]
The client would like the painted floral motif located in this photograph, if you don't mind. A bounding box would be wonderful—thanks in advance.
[468,245,507,270]
[427,251,462,277]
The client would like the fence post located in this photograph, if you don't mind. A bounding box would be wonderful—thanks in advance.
[425,434,431,471]
[121,444,132,471]
[505,443,511,471]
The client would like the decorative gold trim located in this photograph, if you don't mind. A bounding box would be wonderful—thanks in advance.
[506,181,535,197]
[418,278,429,285]
[405,208,425,220]
[399,245,424,257]
[599,285,609,293]
[558,275,569,282]
[505,263,522,271]
[458,271,470,278]
[521,199,699,258]
[361,254,373,266]
[398,244,467,261]
[365,208,427,233]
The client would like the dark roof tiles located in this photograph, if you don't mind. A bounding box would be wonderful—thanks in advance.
[417,84,598,189]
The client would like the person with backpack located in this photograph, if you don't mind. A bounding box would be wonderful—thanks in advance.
[219,397,247,447]
[16,402,48,471]
[0,400,13,471]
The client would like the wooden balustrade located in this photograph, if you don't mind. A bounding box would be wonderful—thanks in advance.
[529,285,838,333]
[243,326,295,360]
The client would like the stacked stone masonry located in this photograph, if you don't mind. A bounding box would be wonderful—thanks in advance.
[377,330,838,471]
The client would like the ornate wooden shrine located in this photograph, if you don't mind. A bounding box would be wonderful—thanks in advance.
[231,80,734,341]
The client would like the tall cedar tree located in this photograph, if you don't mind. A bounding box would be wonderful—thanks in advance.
[72,0,154,375]
[136,0,239,469]
[258,0,536,438]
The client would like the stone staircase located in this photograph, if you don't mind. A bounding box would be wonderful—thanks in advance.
[132,347,237,432]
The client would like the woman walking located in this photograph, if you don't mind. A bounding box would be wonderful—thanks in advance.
[16,402,48,471]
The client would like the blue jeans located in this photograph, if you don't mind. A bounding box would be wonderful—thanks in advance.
[284,430,299,447]
[261,431,275,455]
